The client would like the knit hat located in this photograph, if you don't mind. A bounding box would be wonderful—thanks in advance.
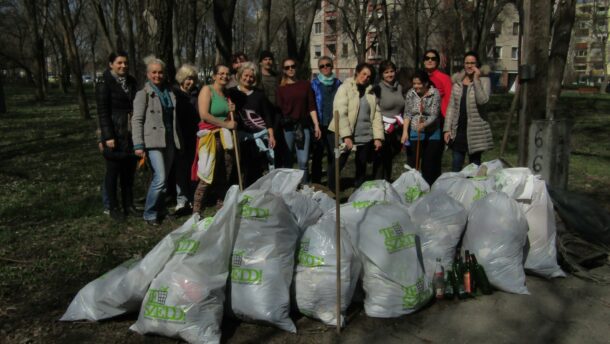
[259,50,274,62]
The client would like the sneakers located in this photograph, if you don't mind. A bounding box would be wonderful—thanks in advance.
[173,203,193,217]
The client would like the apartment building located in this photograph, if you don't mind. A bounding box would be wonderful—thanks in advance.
[570,0,609,86]
[489,3,520,91]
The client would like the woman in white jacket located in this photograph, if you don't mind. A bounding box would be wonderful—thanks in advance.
[328,62,384,191]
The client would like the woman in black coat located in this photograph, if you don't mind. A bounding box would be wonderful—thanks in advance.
[172,64,200,214]
[97,51,139,221]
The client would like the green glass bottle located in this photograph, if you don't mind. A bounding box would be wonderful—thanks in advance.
[471,253,493,295]
[444,270,455,299]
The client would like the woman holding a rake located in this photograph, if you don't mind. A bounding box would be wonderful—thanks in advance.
[401,69,442,185]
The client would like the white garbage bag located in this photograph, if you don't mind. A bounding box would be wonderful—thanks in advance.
[391,167,430,205]
[294,213,360,326]
[281,191,323,233]
[350,202,432,317]
[229,190,300,333]
[494,167,535,200]
[462,192,529,294]
[129,186,239,344]
[409,190,468,280]
[481,159,505,176]
[431,175,495,211]
[348,179,402,204]
[60,216,199,321]
[246,168,303,194]
[460,163,481,177]
[522,177,565,278]
[299,185,336,213]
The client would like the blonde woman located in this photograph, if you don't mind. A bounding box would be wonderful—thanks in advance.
[172,64,199,214]
[132,55,182,226]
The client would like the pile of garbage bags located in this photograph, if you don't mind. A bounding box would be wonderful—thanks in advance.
[61,162,564,343]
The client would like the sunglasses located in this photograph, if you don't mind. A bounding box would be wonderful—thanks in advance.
[283,64,296,70]
[424,56,438,62]
[319,63,333,69]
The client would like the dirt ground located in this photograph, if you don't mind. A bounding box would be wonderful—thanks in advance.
[2,264,608,344]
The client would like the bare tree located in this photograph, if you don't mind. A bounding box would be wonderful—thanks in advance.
[0,70,6,114]
[284,0,320,78]
[56,0,90,119]
[330,0,378,62]
[453,0,514,63]
[138,0,176,81]
[213,0,237,64]
[546,0,577,118]
[255,0,272,57]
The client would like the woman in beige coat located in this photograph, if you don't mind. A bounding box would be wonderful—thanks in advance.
[328,62,384,190]
[443,51,493,172]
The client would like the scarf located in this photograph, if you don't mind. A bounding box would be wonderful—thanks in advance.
[317,73,336,86]
[110,71,130,94]
[148,81,174,110]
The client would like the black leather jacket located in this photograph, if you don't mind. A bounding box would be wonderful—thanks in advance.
[96,69,137,157]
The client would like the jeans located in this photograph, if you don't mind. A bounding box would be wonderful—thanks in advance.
[283,128,311,183]
[144,147,175,220]
[101,179,109,210]
[310,125,335,184]
[451,150,482,172]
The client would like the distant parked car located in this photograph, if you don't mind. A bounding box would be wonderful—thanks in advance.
[82,75,93,84]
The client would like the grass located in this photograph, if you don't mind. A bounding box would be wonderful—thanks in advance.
[0,85,609,343]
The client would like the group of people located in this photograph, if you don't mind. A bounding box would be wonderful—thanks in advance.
[96,48,493,225]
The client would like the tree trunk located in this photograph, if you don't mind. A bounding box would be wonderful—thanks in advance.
[546,0,576,119]
[186,0,198,63]
[0,73,6,114]
[255,0,272,57]
[518,0,550,165]
[213,0,237,64]
[59,0,90,119]
[139,0,176,82]
[93,1,117,53]
[285,0,320,78]
[23,0,47,100]
[123,0,138,79]
[172,1,182,68]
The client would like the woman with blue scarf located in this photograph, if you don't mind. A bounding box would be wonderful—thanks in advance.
[132,55,182,226]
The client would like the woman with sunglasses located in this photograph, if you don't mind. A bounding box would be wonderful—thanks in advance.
[443,51,493,171]
[276,58,321,183]
[372,60,405,182]
[423,49,452,118]
[310,56,342,185]
[328,62,384,191]
[192,64,236,217]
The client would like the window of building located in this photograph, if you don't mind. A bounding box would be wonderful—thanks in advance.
[342,42,349,57]
[493,21,502,35]
[314,45,321,58]
[314,22,321,34]
[576,50,588,57]
[493,47,502,59]
[574,65,586,72]
[512,22,519,35]
[511,47,519,60]
[327,43,337,57]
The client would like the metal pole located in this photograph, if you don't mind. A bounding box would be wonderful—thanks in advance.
[333,110,342,333]
[228,107,243,191]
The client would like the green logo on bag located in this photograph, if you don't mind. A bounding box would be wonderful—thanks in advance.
[200,216,214,229]
[473,187,486,201]
[175,239,199,255]
[231,250,263,284]
[143,286,186,322]
[238,195,270,220]
[352,200,385,209]
[379,223,416,253]
[404,186,423,203]
[402,276,431,308]
[360,181,378,190]
[297,238,325,267]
